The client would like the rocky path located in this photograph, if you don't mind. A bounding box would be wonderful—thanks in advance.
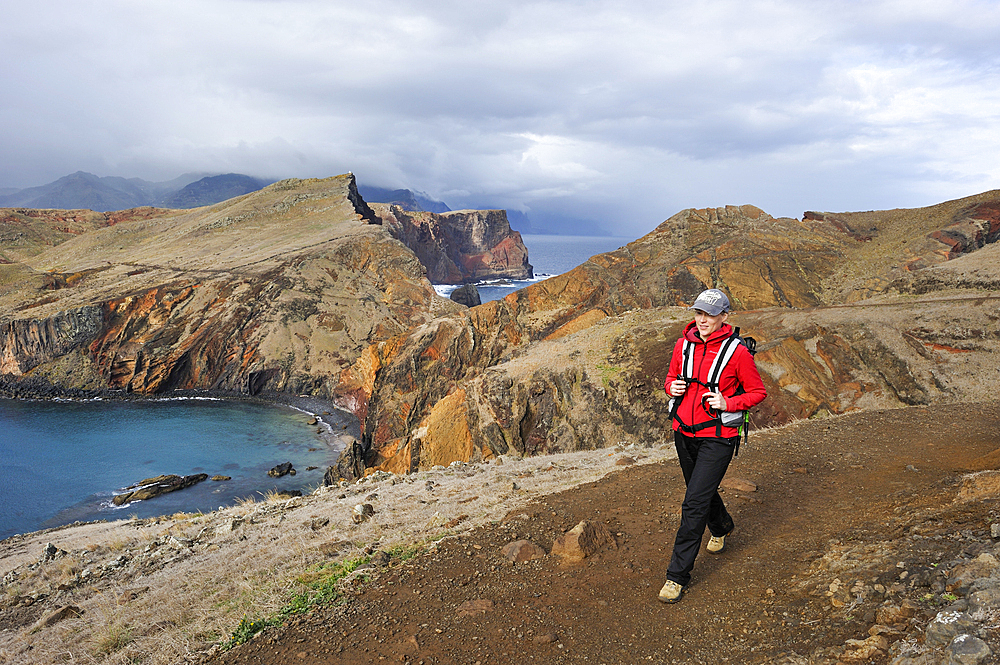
[213,402,1000,665]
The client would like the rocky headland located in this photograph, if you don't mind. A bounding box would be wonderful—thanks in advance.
[2,179,1000,664]
[7,175,1000,473]
[0,175,525,401]
[2,183,999,478]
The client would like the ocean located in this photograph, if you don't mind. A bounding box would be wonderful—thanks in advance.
[435,234,631,302]
[1,235,630,539]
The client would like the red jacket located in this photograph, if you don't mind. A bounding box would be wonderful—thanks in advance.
[664,321,767,438]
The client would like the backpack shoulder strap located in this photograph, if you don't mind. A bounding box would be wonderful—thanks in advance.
[679,338,695,379]
[705,329,742,391]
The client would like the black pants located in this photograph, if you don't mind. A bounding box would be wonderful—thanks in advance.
[665,431,735,587]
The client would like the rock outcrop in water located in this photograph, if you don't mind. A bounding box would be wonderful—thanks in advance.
[112,473,209,506]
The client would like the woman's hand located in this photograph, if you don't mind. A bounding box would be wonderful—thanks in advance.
[704,390,727,411]
[668,379,688,397]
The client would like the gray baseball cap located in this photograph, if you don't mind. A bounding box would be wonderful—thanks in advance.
[688,289,731,316]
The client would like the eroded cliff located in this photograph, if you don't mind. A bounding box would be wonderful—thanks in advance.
[0,175,461,398]
[372,205,532,284]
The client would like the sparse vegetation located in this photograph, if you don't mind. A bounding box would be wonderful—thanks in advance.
[284,556,367,614]
[595,363,621,387]
[93,622,134,656]
[222,615,275,650]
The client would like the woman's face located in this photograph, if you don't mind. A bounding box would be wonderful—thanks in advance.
[693,309,728,337]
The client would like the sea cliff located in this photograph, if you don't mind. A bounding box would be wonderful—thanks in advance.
[371,204,532,284]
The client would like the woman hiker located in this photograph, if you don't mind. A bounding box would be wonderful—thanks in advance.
[658,288,767,604]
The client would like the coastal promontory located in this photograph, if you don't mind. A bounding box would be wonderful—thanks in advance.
[0,175,523,398]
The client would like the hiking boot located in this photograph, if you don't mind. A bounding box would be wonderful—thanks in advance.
[707,533,727,554]
[658,579,685,604]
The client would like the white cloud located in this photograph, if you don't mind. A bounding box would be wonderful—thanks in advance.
[2,0,1000,235]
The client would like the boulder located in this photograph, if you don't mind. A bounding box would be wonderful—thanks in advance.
[876,599,920,625]
[501,540,547,563]
[967,584,1000,614]
[307,517,330,531]
[40,542,65,562]
[319,540,353,557]
[924,611,977,647]
[957,471,1000,503]
[945,634,992,664]
[947,554,1000,593]
[268,462,294,478]
[449,284,482,307]
[352,503,375,524]
[551,520,616,562]
[327,439,367,483]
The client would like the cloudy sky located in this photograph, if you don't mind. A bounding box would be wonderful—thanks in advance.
[3,0,1000,236]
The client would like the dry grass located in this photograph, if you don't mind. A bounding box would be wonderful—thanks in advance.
[0,443,675,664]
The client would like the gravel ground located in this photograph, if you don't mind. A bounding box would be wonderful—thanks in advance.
[210,402,1000,665]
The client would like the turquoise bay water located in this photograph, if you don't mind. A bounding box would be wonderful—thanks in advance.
[436,234,631,302]
[0,398,341,540]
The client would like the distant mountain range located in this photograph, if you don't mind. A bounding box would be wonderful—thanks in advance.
[0,171,594,234]
[0,171,272,212]
[0,172,455,217]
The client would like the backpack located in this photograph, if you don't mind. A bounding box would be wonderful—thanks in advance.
[668,327,758,454]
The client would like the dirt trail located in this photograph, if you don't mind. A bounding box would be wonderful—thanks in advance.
[214,402,1000,665]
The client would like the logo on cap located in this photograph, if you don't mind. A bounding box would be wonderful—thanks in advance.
[689,289,730,314]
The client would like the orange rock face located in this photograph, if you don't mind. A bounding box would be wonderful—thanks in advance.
[371,205,532,284]
[353,193,1000,474]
